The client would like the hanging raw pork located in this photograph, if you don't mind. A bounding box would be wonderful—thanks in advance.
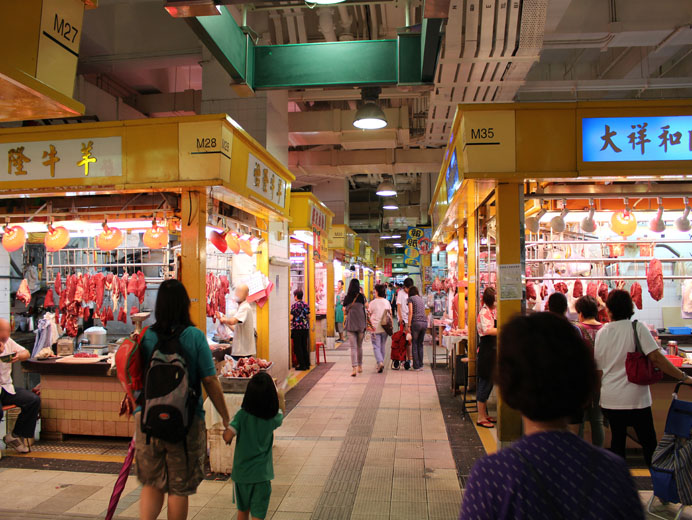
[17,279,31,306]
[647,259,664,302]
[573,280,584,299]
[630,282,643,310]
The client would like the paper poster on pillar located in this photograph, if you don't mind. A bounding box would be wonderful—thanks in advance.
[499,263,523,301]
[404,227,432,267]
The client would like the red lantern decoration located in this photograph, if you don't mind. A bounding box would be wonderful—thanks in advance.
[2,225,26,252]
[143,220,169,249]
[210,230,228,253]
[96,224,124,251]
[45,225,70,252]
[226,233,241,254]
[611,210,637,237]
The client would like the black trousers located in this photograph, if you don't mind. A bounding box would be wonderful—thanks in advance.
[292,329,310,370]
[602,406,657,467]
[1,388,40,439]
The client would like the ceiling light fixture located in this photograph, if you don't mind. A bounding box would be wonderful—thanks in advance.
[376,178,396,197]
[306,0,346,4]
[676,197,691,232]
[353,86,388,130]
[382,198,398,210]
[390,234,401,239]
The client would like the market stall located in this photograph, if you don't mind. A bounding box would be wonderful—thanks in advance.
[0,113,293,438]
[289,192,334,361]
[430,100,692,446]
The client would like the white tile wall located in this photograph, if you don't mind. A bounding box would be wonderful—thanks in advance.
[268,263,290,383]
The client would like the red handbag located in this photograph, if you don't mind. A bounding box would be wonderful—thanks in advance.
[625,320,662,386]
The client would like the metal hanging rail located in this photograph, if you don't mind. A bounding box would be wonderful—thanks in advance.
[527,275,690,281]
[527,238,692,246]
[528,258,692,263]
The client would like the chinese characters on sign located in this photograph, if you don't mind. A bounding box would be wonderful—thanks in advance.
[404,227,432,267]
[1,137,122,180]
[582,116,692,162]
[384,258,393,277]
[246,153,288,208]
[310,204,327,231]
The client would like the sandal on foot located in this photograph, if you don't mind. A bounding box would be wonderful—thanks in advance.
[487,417,497,423]
[477,419,494,429]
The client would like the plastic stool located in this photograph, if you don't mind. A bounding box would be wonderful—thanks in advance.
[315,342,327,365]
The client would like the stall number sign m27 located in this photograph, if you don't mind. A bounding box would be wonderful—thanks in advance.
[2,137,123,180]
[582,116,692,162]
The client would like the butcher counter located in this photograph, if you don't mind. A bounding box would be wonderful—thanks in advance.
[21,342,233,440]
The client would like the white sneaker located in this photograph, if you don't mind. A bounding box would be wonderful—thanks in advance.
[3,433,29,453]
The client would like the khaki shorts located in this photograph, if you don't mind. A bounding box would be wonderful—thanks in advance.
[134,413,206,496]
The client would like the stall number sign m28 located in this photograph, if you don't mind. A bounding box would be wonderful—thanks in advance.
[2,137,123,180]
[582,116,692,162]
[246,153,287,209]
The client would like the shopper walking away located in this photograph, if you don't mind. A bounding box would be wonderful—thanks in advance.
[595,289,692,466]
[290,289,310,371]
[217,284,256,360]
[335,280,345,342]
[137,280,231,520]
[368,283,392,373]
[406,286,428,371]
[476,287,497,428]
[224,372,284,520]
[460,312,644,520]
[343,278,367,377]
[573,295,605,447]
[0,318,39,453]
[397,278,414,370]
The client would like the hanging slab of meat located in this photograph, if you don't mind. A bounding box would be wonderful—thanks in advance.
[586,282,598,299]
[66,274,77,302]
[54,273,62,295]
[118,306,127,323]
[540,284,548,300]
[64,301,81,337]
[134,271,146,304]
[17,279,31,306]
[647,259,664,301]
[111,275,120,311]
[573,280,584,298]
[105,272,114,291]
[44,289,55,308]
[119,274,127,301]
[91,273,105,310]
[83,306,90,322]
[554,282,569,294]
[130,305,140,316]
[526,282,537,301]
[598,307,610,324]
[598,282,608,303]
[127,273,138,295]
[631,282,643,310]
[74,274,86,303]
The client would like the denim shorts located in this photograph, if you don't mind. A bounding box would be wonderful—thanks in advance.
[477,377,494,403]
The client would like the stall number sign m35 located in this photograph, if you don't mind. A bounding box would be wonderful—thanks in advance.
[3,137,123,180]
[582,116,692,162]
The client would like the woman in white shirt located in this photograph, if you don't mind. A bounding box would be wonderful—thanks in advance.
[368,284,392,374]
[595,289,692,466]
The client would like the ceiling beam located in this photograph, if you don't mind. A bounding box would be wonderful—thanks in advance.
[289,148,443,176]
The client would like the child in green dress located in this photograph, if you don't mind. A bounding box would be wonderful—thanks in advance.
[224,371,284,520]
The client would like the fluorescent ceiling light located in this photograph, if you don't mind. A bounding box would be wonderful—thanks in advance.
[291,229,314,245]
[390,234,401,239]
[392,243,403,247]
[382,198,398,210]
[376,180,396,197]
[308,0,346,4]
[380,235,391,239]
[353,102,388,129]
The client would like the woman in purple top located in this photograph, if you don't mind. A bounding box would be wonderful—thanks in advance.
[459,312,644,520]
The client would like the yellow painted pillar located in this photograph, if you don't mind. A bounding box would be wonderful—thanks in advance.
[255,230,270,360]
[495,181,524,444]
[457,227,466,333]
[307,244,316,353]
[181,189,207,333]
[326,258,335,337]
[466,184,478,379]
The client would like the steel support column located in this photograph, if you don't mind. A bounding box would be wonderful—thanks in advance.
[181,189,207,331]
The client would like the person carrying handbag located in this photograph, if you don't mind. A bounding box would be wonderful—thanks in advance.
[368,284,392,373]
[343,279,367,377]
[594,290,692,466]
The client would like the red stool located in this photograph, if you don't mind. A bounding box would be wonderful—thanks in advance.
[315,342,327,365]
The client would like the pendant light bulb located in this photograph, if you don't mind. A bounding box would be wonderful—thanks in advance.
[353,87,388,130]
[581,199,597,233]
[649,197,666,233]
[376,179,396,197]
[525,201,547,234]
[550,201,569,233]
[676,197,691,232]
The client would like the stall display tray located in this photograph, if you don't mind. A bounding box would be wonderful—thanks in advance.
[219,363,273,393]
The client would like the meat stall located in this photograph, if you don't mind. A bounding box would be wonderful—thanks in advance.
[0,114,294,439]
[430,100,692,446]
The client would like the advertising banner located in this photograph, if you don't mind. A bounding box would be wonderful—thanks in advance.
[404,227,432,266]
[384,258,393,277]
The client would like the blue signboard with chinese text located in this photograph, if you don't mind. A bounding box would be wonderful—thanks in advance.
[446,149,460,204]
[582,116,692,162]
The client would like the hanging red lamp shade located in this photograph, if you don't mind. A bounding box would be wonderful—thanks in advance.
[611,210,638,237]
[143,220,169,249]
[239,238,253,256]
[96,224,124,251]
[44,225,70,252]
[2,225,26,252]
[226,233,241,254]
[210,229,228,253]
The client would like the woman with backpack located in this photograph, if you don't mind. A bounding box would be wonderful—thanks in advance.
[343,278,367,377]
[136,280,231,520]
[368,283,392,374]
